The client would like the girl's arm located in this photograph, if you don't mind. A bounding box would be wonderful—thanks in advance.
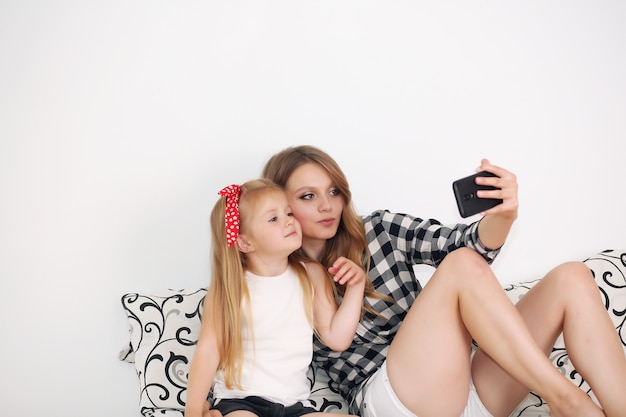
[184,298,221,417]
[308,258,365,351]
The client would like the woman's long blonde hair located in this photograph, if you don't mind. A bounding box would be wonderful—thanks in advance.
[262,145,385,311]
[206,179,315,389]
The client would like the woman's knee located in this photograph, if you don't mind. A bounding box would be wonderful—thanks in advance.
[543,261,599,300]
[548,261,594,283]
[441,247,493,277]
[429,248,502,295]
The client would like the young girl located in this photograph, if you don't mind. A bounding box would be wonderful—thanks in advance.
[262,145,626,417]
[184,179,365,417]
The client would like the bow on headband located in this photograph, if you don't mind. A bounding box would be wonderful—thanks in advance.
[218,184,241,246]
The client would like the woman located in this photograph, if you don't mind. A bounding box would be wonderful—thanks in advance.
[262,145,626,417]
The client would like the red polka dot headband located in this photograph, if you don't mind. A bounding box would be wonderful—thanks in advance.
[217,184,241,246]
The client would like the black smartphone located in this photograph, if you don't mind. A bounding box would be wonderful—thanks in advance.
[452,171,503,218]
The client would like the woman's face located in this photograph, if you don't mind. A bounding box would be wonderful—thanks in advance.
[283,162,345,247]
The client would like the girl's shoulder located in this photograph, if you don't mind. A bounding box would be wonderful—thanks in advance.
[301,260,326,276]
[301,260,329,287]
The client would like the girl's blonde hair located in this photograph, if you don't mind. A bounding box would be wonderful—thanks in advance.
[262,145,387,312]
[207,178,315,389]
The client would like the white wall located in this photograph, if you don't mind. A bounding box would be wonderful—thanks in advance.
[1,1,624,415]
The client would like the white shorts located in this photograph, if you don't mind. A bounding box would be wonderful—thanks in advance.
[360,361,494,417]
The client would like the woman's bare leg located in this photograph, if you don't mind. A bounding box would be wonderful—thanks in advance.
[472,261,626,417]
[385,248,605,417]
[386,249,476,417]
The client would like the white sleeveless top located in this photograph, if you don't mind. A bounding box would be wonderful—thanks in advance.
[212,266,313,406]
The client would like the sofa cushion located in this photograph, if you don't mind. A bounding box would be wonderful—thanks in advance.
[120,249,626,417]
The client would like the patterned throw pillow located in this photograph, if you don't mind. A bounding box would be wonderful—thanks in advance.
[120,288,207,417]
[307,362,349,413]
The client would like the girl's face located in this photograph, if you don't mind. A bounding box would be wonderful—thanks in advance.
[283,163,345,248]
[241,191,302,258]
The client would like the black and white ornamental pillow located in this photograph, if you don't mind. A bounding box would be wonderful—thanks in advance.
[120,288,207,416]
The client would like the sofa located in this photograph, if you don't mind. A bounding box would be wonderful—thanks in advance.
[119,249,626,417]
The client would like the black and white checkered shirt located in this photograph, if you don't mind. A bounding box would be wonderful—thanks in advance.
[312,209,500,413]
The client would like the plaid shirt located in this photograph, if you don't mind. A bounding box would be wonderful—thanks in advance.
[312,209,500,413]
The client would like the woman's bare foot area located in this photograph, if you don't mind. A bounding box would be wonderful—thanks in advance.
[550,407,606,417]
[548,389,606,417]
